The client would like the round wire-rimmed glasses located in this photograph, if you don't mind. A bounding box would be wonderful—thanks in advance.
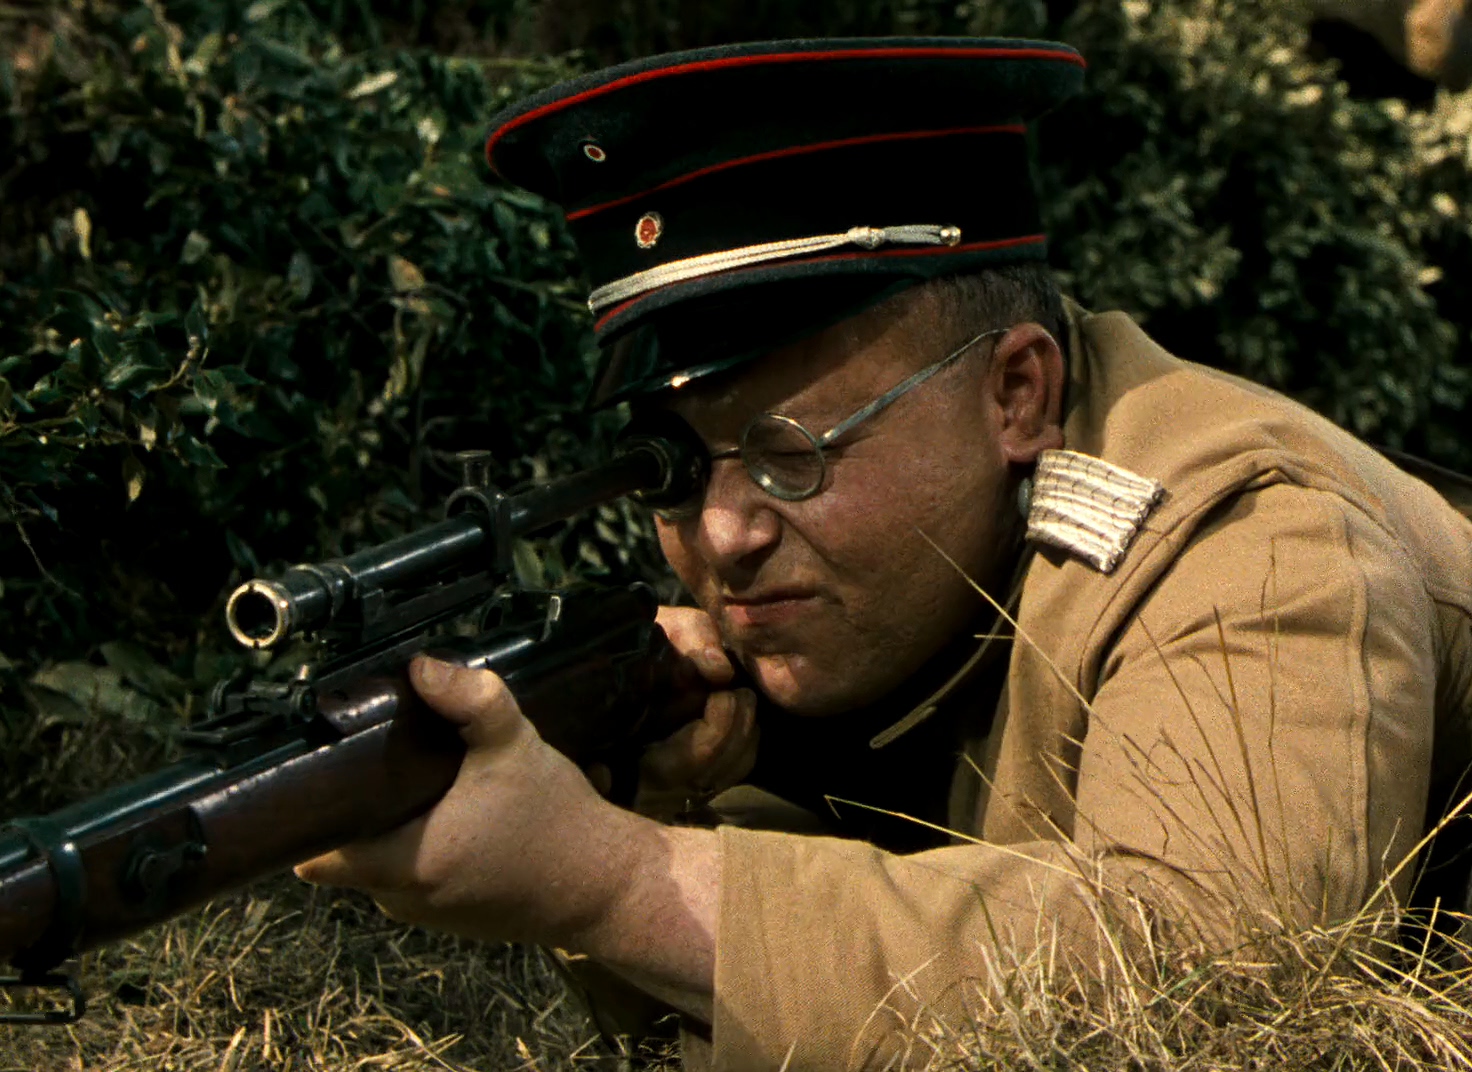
[656,326,1008,518]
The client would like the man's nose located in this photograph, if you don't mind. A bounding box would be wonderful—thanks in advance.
[695,457,782,565]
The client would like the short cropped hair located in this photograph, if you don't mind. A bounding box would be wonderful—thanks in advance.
[912,263,1069,363]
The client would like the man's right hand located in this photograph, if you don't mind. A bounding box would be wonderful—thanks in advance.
[633,606,760,822]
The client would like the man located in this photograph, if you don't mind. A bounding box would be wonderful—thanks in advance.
[295,38,1472,1070]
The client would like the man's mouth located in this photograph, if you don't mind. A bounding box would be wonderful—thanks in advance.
[722,588,818,629]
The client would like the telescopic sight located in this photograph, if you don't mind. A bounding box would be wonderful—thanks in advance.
[225,581,293,650]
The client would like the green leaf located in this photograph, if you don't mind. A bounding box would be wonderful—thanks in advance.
[73,207,93,261]
[194,368,231,415]
[244,0,287,21]
[77,401,102,436]
[104,361,169,394]
[253,36,315,72]
[214,366,261,386]
[88,324,120,367]
[511,539,545,589]
[347,70,399,99]
[122,453,146,502]
[180,231,212,265]
[185,301,209,349]
[224,528,260,574]
[100,640,188,701]
[137,409,158,451]
[26,385,65,407]
[23,681,88,731]
[175,434,226,469]
[286,251,314,303]
[29,663,166,726]
[184,32,223,77]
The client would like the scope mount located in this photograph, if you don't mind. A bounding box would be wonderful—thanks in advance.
[443,449,514,574]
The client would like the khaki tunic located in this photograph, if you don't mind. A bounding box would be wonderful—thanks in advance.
[683,306,1472,1070]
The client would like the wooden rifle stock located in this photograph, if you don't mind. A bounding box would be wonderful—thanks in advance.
[0,583,706,1017]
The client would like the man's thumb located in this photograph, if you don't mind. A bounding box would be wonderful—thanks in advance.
[409,656,524,749]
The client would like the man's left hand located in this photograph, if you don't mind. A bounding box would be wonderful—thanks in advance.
[295,655,657,950]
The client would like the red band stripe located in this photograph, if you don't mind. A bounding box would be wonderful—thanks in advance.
[564,124,1027,224]
[592,233,1048,332]
[485,46,1085,171]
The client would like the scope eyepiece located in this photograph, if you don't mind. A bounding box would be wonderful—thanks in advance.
[225,580,295,650]
[615,413,710,511]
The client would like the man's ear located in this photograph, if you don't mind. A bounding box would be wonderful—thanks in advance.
[989,323,1066,466]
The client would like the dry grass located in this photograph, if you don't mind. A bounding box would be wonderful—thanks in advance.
[0,872,678,1072]
[0,710,674,1070]
[9,676,1472,1072]
[7,721,1472,1070]
[9,542,1472,1071]
[874,895,1472,1071]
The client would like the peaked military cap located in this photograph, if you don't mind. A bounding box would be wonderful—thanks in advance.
[484,37,1086,405]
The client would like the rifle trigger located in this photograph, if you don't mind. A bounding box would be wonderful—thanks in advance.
[0,971,86,1025]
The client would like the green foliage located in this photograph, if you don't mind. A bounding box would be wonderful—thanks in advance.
[1,0,1469,804]
[1040,0,1472,464]
[0,0,660,788]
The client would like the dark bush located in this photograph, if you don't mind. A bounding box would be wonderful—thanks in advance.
[1,0,1468,811]
[0,0,660,809]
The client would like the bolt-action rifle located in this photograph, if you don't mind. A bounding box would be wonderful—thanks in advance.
[0,417,709,1024]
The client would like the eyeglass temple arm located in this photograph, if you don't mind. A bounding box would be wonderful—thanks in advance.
[816,328,1006,448]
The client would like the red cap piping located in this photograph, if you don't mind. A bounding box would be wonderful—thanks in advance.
[485,46,1085,172]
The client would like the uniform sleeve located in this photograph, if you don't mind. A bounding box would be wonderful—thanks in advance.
[708,484,1438,1071]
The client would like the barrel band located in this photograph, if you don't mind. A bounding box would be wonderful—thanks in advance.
[5,816,87,975]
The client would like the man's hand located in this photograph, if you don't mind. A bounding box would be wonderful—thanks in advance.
[633,606,760,820]
[297,657,653,946]
[295,655,720,1020]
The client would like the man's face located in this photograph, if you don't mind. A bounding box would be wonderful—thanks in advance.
[651,292,1062,717]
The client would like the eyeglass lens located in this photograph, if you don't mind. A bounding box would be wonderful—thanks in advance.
[740,414,826,500]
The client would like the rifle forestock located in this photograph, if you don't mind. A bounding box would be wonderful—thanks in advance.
[0,584,705,979]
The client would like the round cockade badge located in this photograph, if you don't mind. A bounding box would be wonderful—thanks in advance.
[581,141,607,163]
[635,212,664,250]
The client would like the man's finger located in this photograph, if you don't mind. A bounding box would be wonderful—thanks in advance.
[409,656,526,751]
[639,688,759,792]
[690,689,738,764]
[656,606,735,685]
[701,689,760,790]
[640,719,709,789]
[294,814,430,891]
[638,691,735,790]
